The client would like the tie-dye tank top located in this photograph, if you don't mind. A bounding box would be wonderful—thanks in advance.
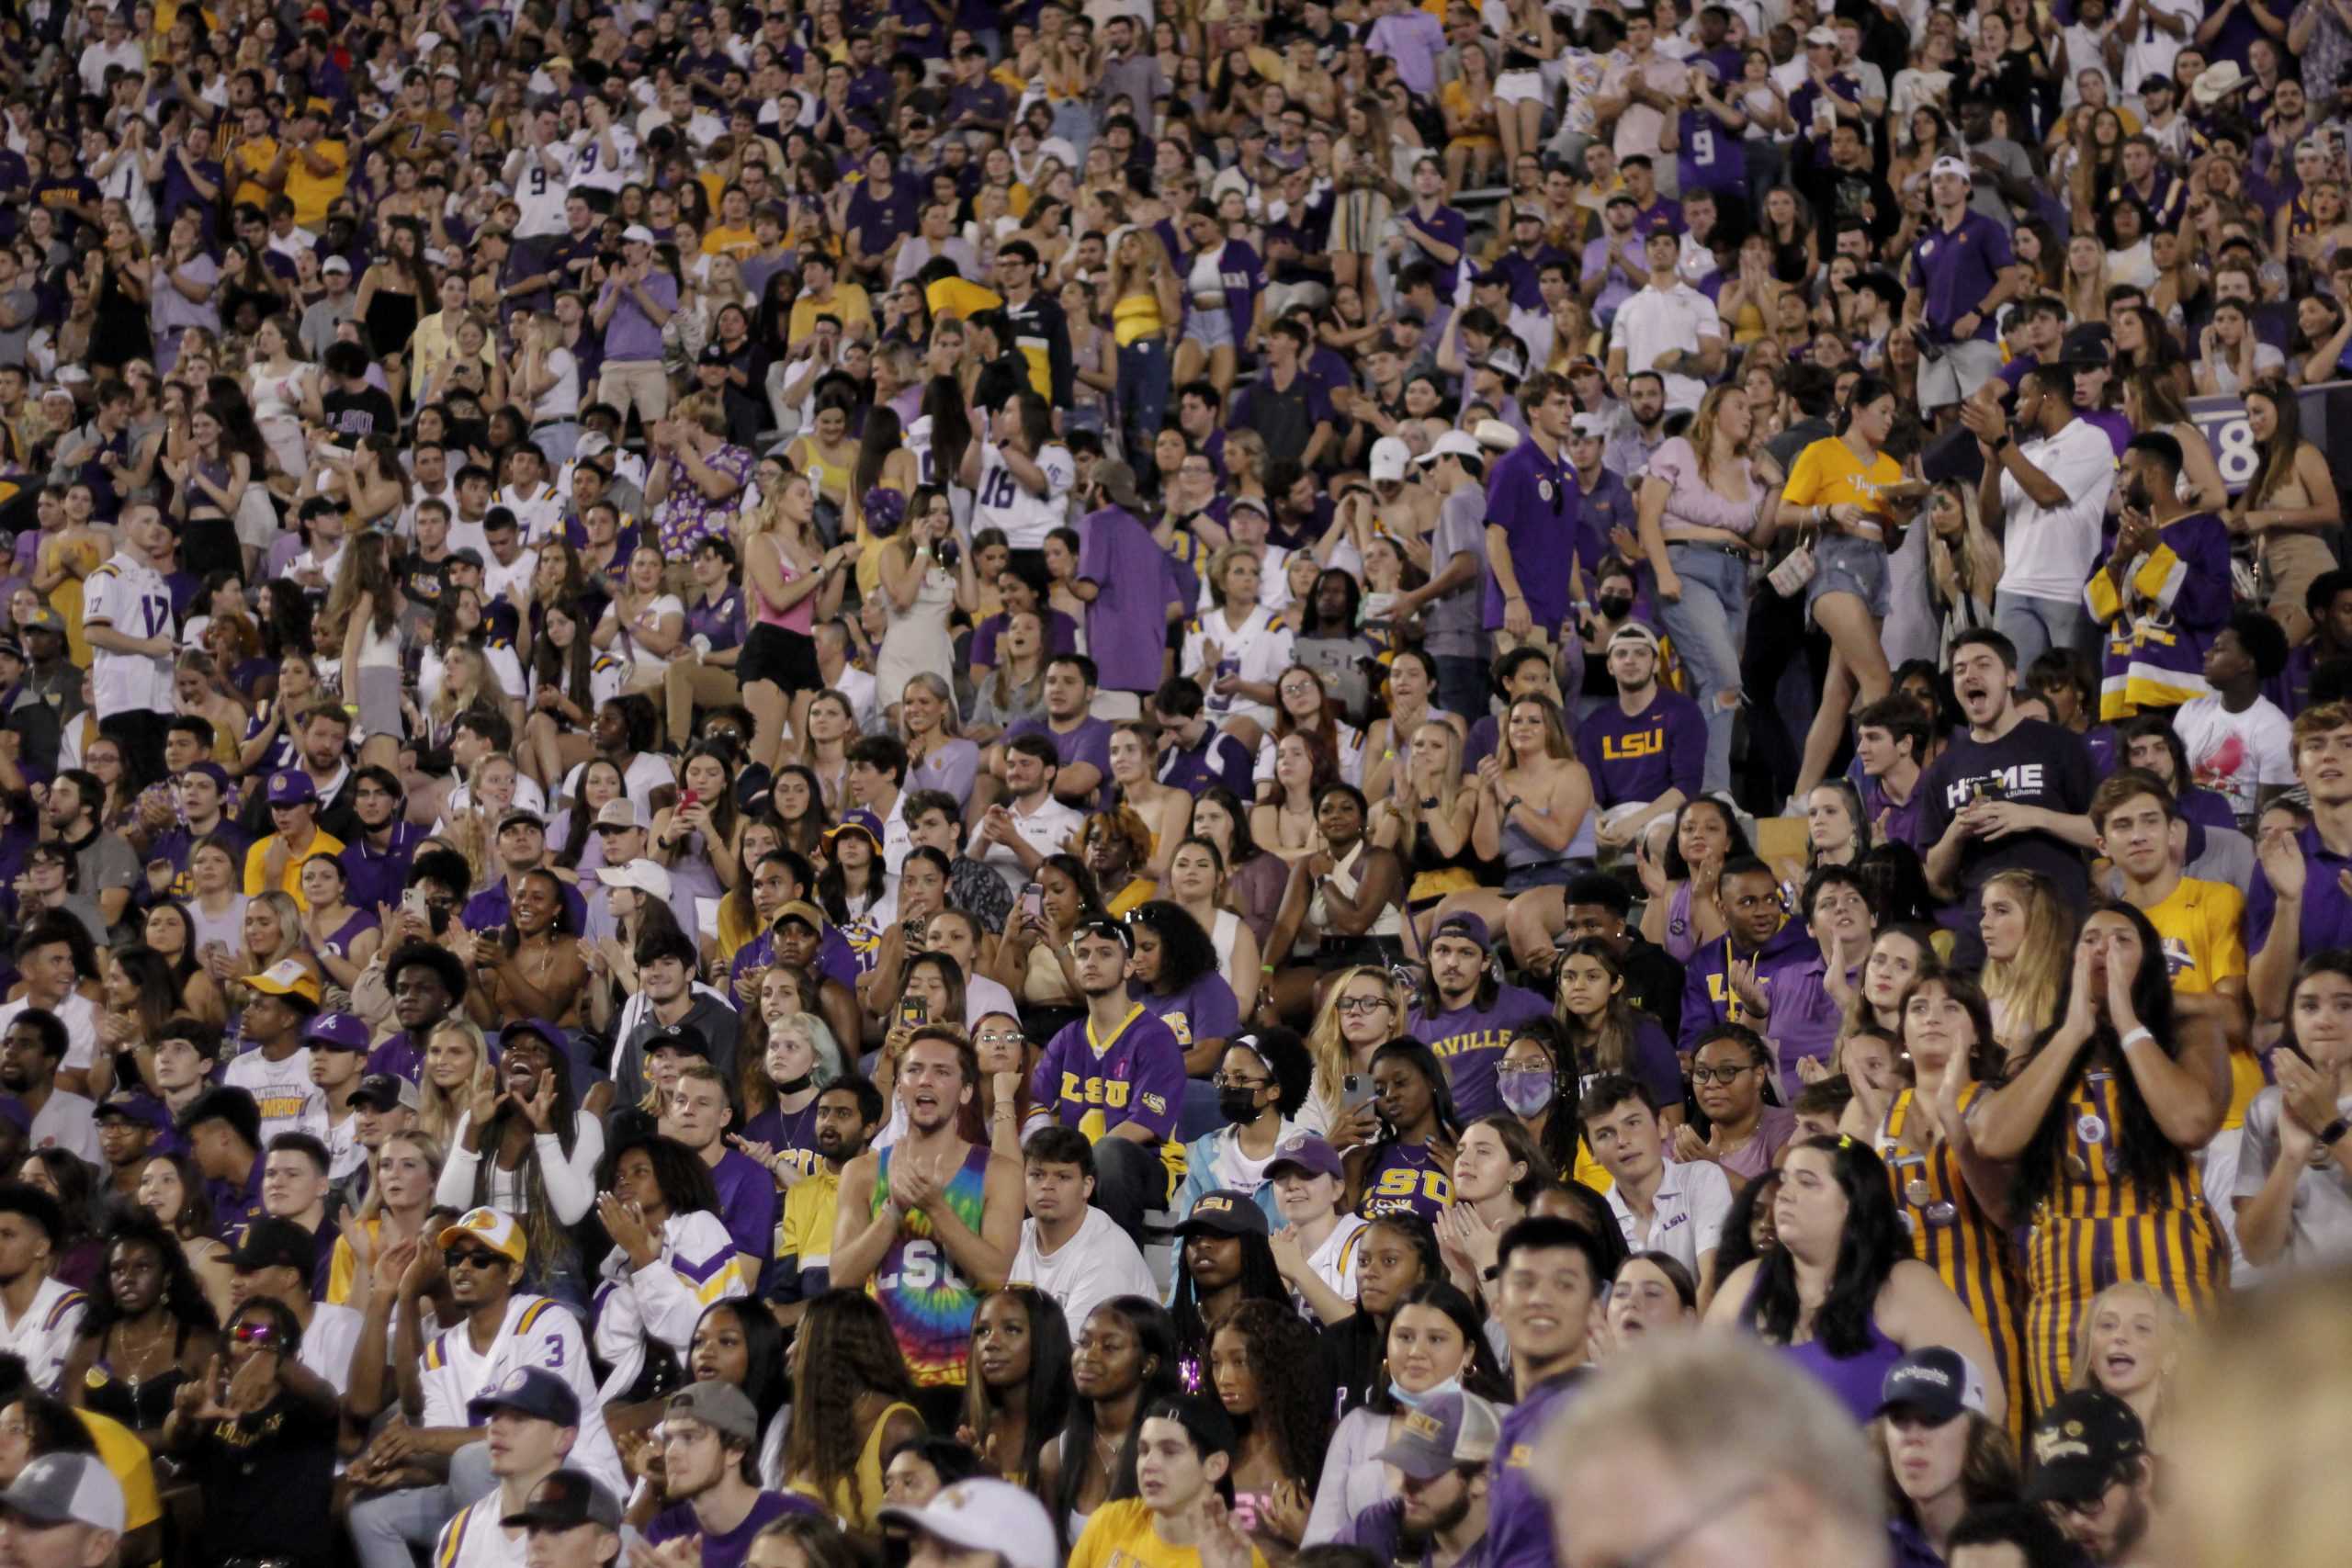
[869,1142,992,1387]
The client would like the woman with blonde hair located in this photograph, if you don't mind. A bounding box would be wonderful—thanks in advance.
[2061,231,2110,324]
[1164,835,1261,1019]
[1922,479,2002,651]
[874,486,978,720]
[229,892,319,998]
[416,1019,490,1149]
[2065,1280,2184,1446]
[328,527,405,769]
[1637,382,1777,801]
[323,1129,446,1305]
[1330,96,1409,294]
[1978,870,2073,1062]
[1301,964,1412,1145]
[1430,694,1593,974]
[1107,226,1182,471]
[1108,721,1192,885]
[1371,718,1479,937]
[740,471,859,775]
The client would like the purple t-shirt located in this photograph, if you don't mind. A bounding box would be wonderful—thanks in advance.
[1577,689,1706,808]
[686,585,746,654]
[1141,973,1240,1063]
[1407,984,1553,1121]
[1487,1371,1589,1568]
[645,1493,820,1568]
[1905,210,2015,342]
[709,1148,778,1276]
[1078,503,1172,695]
[1007,713,1115,812]
[1032,1005,1186,1143]
[742,1097,823,1180]
[598,269,677,363]
[1482,436,1579,635]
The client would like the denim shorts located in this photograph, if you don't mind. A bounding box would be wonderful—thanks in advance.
[1807,532,1890,622]
[1183,306,1237,351]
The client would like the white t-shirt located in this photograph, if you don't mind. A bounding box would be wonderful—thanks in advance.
[0,1278,87,1394]
[434,1496,531,1568]
[27,1089,99,1168]
[1607,281,1724,412]
[1182,604,1295,729]
[2170,693,2294,823]
[978,795,1085,897]
[301,1301,365,1393]
[973,441,1075,549]
[223,1044,331,1148]
[1604,1158,1733,1279]
[81,552,176,718]
[567,122,639,193]
[504,143,574,237]
[601,593,685,666]
[1008,1209,1159,1340]
[1301,1213,1370,1313]
[1994,420,2120,603]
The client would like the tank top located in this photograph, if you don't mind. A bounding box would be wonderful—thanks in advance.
[1741,1272,1908,1427]
[868,1141,992,1387]
[1306,840,1403,939]
[1354,1140,1453,1224]
[1113,289,1165,347]
[754,536,814,635]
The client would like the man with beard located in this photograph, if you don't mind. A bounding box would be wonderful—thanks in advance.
[433,1368,583,1568]
[833,1029,1022,1429]
[1920,629,2098,936]
[639,1382,819,1567]
[771,1077,883,1332]
[1580,624,1705,858]
[2024,1390,2156,1566]
[1028,917,1188,1238]
[345,1207,622,1568]
[1006,1125,1156,1339]
[366,941,469,1086]
[1407,914,1550,1117]
[1600,369,1668,480]
[41,769,137,938]
[0,1184,85,1395]
[91,1095,159,1203]
[0,1010,96,1168]
[1340,1390,1501,1567]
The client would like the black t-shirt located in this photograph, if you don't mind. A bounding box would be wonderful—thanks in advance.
[187,1391,340,1564]
[1916,716,2095,909]
[322,385,397,448]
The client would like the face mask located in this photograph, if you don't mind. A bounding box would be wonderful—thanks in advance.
[774,1072,814,1095]
[1497,1069,1556,1118]
[1218,1087,1262,1125]
[1598,594,1634,620]
[1389,1375,1463,1412]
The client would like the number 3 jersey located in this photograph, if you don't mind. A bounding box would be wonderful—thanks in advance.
[420,1293,624,1492]
[867,1143,993,1388]
[82,550,176,716]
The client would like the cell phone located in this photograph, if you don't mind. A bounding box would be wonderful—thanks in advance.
[899,995,930,1029]
[680,788,700,811]
[401,888,429,922]
[1343,1073,1377,1111]
[1018,884,1044,924]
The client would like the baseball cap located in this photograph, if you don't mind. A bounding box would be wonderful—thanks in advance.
[1172,1190,1269,1237]
[1929,155,1973,181]
[1873,1348,1990,1426]
[1609,622,1663,653]
[266,768,317,807]
[0,639,23,664]
[1804,23,1838,43]
[880,1480,1058,1568]
[1430,911,1491,950]
[1570,412,1611,440]
[0,1454,126,1534]
[2023,1389,2146,1505]
[18,608,63,636]
[229,1216,316,1274]
[1417,430,1483,467]
[497,807,547,834]
[1474,418,1522,452]
[774,899,828,933]
[243,958,322,1006]
[594,857,673,901]
[621,224,657,244]
[437,1206,529,1268]
[501,1019,567,1056]
[698,343,731,366]
[1091,458,1145,512]
[644,1021,710,1060]
[1369,436,1412,483]
[664,1381,759,1447]
[302,1011,371,1052]
[321,254,352,274]
[1374,1391,1504,1481]
[349,1073,420,1112]
[592,797,645,831]
[93,1095,166,1131]
[1263,1134,1342,1183]
[1481,344,1526,381]
[502,1470,621,1532]
[826,807,886,847]
[2061,321,2114,366]
[181,761,231,794]
[469,1367,582,1427]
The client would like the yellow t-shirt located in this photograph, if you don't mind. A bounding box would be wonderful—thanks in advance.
[2140,875,2257,1127]
[243,829,348,911]
[786,284,876,346]
[1070,1499,1272,1568]
[282,140,350,229]
[1781,436,1905,522]
[702,224,758,260]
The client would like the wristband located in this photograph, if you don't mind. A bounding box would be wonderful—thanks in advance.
[1992,434,2013,453]
[2120,1026,2154,1051]
[2324,1117,2351,1148]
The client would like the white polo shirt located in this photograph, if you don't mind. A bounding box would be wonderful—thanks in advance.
[1605,1157,1733,1277]
[1994,417,2120,604]
[1607,279,1724,412]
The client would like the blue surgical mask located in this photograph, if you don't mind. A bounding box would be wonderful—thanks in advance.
[1389,1375,1464,1412]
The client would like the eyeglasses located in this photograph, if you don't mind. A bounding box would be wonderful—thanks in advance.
[1210,1075,1268,1090]
[1691,1065,1755,1086]
[443,1247,503,1270]
[1335,997,1394,1016]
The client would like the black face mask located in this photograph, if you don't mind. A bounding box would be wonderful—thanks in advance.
[1598,594,1634,619]
[774,1072,814,1095]
[1217,1087,1262,1125]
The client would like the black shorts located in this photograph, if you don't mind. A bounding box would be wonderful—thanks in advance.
[183,514,243,578]
[736,624,821,694]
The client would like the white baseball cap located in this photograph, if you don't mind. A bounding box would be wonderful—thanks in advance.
[1929,155,1973,181]
[880,1481,1058,1568]
[1418,430,1484,466]
[621,224,657,245]
[596,857,674,900]
[1474,417,1522,452]
[1369,436,1412,483]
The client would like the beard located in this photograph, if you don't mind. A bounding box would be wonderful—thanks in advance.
[1399,1488,1474,1549]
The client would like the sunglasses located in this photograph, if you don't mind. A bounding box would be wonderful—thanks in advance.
[232,1320,278,1345]
[444,1247,504,1270]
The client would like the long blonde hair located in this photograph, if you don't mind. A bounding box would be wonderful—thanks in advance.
[417,1020,488,1147]
[1385,719,1464,863]
[1979,870,2072,1062]
[2068,1280,2185,1437]
[1303,964,1408,1109]
[1926,479,2003,617]
[1107,225,1173,302]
